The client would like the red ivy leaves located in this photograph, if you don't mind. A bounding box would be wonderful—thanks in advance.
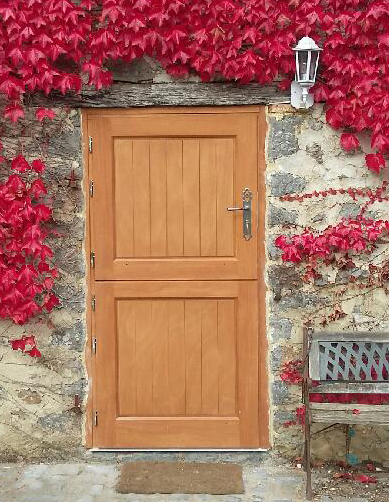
[280,181,388,203]
[36,108,56,121]
[340,133,360,152]
[365,153,386,174]
[280,359,304,385]
[0,1,388,171]
[275,218,389,271]
[4,103,24,123]
[10,334,41,358]
[0,156,59,325]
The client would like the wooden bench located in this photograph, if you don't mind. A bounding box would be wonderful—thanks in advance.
[302,327,389,499]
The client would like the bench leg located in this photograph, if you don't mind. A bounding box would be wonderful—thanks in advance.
[345,424,350,466]
[304,405,313,500]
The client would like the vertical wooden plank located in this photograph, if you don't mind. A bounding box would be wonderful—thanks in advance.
[134,300,153,415]
[94,283,116,446]
[117,300,136,416]
[168,300,186,415]
[133,139,151,257]
[114,139,134,257]
[238,281,259,446]
[200,139,217,256]
[218,300,236,416]
[151,300,170,415]
[150,140,167,257]
[234,113,258,279]
[185,300,202,415]
[201,300,219,415]
[216,139,234,256]
[166,140,184,256]
[183,140,200,257]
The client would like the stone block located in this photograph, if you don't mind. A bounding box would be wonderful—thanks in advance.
[267,265,301,290]
[339,202,362,218]
[267,240,283,260]
[270,346,282,371]
[268,116,301,161]
[273,410,296,425]
[277,291,318,311]
[272,381,291,405]
[269,318,293,340]
[268,206,298,227]
[51,322,85,352]
[38,412,70,432]
[270,173,307,197]
[108,57,157,83]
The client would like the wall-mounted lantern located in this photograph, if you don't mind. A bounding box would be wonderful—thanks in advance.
[291,36,322,109]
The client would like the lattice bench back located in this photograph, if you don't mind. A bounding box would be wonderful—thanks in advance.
[309,332,389,386]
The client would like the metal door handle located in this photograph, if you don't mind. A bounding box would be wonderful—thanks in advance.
[227,188,252,241]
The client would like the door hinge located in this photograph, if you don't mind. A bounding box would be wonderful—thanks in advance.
[93,410,98,426]
[88,136,93,153]
[92,336,97,354]
[90,251,95,268]
[91,295,96,311]
[89,180,94,197]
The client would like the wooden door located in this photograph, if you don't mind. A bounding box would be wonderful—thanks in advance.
[86,108,268,448]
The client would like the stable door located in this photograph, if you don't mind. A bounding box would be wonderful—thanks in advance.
[86,108,267,448]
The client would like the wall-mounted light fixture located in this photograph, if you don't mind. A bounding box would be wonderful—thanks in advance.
[291,36,322,109]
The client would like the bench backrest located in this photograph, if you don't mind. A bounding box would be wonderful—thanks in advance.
[308,332,389,387]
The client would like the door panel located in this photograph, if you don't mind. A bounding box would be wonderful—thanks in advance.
[116,298,236,418]
[88,109,267,449]
[94,281,259,448]
[89,113,258,280]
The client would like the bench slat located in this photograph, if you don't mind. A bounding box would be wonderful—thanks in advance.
[310,403,389,424]
[311,332,389,342]
[310,382,389,394]
[310,403,389,411]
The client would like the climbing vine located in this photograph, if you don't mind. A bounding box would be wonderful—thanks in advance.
[0,0,388,169]
[275,183,389,325]
[0,1,388,358]
[0,160,58,326]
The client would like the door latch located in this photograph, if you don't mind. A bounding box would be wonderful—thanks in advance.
[227,188,252,241]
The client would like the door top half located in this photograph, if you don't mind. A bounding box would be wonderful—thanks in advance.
[88,111,259,281]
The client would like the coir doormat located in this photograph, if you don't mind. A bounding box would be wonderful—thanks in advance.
[117,461,245,494]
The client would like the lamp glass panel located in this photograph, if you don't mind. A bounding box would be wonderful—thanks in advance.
[309,51,319,81]
[298,50,309,81]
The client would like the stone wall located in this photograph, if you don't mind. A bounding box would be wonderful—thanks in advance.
[1,64,389,462]
[0,109,87,461]
[266,104,389,463]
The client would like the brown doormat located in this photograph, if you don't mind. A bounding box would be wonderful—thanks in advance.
[117,461,245,494]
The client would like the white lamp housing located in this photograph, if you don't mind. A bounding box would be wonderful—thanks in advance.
[291,36,322,109]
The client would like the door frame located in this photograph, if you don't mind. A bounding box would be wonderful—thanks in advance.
[82,106,269,449]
